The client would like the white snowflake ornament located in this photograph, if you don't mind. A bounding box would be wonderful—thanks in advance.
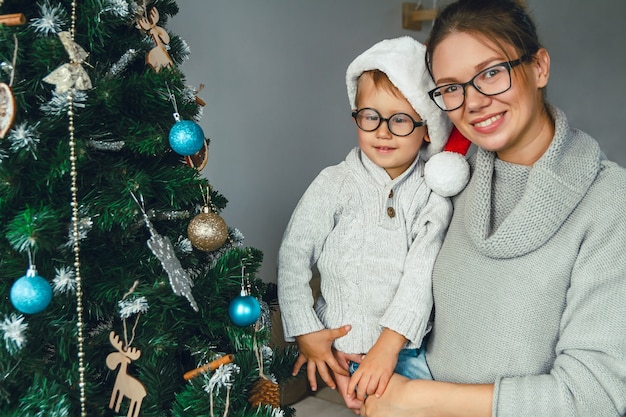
[8,121,41,158]
[1,313,28,354]
[30,0,67,35]
[118,296,149,319]
[52,266,76,294]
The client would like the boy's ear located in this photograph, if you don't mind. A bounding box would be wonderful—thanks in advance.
[423,130,431,143]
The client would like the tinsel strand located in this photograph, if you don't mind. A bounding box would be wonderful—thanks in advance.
[68,1,87,415]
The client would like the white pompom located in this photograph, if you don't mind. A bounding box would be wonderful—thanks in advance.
[424,152,470,197]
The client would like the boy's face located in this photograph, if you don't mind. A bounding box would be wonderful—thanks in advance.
[355,74,429,180]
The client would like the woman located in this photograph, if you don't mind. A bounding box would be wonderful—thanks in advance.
[357,0,626,416]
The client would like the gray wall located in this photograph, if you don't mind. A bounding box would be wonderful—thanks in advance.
[170,1,626,282]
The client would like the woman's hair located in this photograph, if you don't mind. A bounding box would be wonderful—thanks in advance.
[425,0,542,72]
[425,0,550,110]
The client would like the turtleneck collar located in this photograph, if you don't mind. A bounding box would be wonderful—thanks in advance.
[464,108,602,259]
[346,147,423,188]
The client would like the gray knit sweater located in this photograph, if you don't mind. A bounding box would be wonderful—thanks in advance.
[278,147,452,354]
[427,109,626,416]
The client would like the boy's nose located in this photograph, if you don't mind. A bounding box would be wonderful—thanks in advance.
[375,121,393,139]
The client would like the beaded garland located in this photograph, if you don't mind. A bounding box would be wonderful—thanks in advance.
[67,1,87,415]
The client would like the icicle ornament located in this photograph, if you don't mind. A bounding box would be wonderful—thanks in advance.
[131,191,199,311]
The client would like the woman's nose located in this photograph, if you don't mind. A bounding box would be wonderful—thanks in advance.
[463,84,491,111]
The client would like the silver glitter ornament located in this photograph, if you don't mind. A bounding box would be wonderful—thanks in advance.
[146,233,198,312]
[131,192,199,312]
[187,206,228,252]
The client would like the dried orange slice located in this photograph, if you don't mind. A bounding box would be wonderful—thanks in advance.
[0,82,16,139]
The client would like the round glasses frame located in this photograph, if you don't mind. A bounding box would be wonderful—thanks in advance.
[428,56,529,112]
[351,108,426,137]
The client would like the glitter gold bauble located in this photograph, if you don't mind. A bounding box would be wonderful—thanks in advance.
[187,208,228,251]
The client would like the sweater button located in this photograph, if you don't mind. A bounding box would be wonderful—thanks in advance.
[388,189,394,198]
[387,207,395,218]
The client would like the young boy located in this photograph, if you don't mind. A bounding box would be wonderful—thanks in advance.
[277,36,469,405]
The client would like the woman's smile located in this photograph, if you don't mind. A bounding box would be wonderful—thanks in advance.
[472,113,503,129]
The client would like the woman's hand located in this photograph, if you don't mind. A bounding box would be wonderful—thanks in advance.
[333,350,364,413]
[293,325,351,391]
[359,373,415,417]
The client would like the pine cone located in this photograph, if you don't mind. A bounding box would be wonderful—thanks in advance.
[248,377,281,408]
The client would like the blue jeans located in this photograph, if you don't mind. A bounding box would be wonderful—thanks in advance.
[349,345,432,380]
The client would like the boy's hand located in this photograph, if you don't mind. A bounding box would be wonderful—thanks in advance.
[293,325,351,391]
[347,345,397,401]
[347,328,406,401]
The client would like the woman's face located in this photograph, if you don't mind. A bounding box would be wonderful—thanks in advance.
[431,31,552,165]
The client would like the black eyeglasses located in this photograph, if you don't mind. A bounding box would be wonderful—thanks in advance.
[428,56,529,111]
[351,108,426,137]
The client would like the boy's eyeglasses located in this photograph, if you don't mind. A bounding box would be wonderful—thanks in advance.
[352,108,426,137]
[428,55,529,111]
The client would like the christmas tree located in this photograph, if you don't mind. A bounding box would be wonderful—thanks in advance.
[0,1,296,416]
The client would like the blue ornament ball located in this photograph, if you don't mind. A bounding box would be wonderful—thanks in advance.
[228,294,261,327]
[10,269,53,314]
[169,120,205,156]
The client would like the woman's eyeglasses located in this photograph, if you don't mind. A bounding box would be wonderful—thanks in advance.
[428,56,529,111]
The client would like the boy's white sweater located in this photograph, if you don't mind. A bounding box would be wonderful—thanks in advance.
[277,147,451,354]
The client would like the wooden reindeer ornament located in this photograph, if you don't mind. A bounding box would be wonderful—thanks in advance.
[137,7,174,72]
[106,331,147,417]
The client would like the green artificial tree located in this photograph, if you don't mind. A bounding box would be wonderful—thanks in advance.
[0,1,296,416]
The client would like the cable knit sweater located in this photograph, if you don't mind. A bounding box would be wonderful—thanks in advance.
[427,109,626,417]
[278,147,452,354]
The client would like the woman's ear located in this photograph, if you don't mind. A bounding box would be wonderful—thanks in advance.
[534,48,550,88]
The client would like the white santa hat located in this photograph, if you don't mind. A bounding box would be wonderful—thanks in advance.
[346,36,470,197]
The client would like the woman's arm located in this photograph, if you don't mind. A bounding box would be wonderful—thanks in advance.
[360,374,493,417]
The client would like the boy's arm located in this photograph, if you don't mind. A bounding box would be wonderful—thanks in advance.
[379,193,452,348]
[346,328,407,401]
[278,167,346,340]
